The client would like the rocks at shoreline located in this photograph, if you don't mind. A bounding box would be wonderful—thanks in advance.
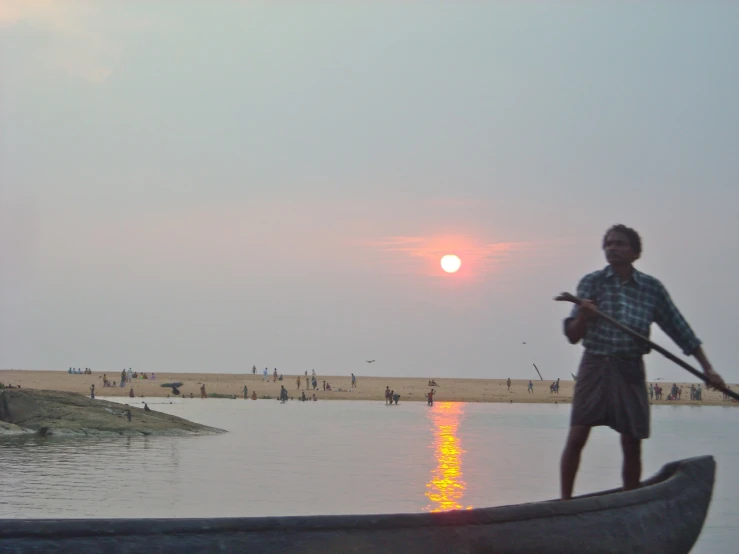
[0,420,29,436]
[0,389,226,437]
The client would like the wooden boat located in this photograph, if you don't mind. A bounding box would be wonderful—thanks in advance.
[0,456,714,553]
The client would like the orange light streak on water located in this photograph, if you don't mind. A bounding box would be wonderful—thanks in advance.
[425,401,472,512]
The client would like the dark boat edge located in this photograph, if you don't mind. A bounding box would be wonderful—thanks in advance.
[0,456,715,540]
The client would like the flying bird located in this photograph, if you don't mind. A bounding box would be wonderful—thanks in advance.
[366,360,375,363]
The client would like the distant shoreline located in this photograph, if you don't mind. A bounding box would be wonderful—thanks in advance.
[1,370,735,407]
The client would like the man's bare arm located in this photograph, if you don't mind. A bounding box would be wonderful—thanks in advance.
[564,300,598,344]
[692,346,726,388]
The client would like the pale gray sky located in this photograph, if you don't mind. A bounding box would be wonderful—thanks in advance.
[2,2,738,383]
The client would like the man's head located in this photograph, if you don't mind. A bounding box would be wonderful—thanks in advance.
[602,224,641,266]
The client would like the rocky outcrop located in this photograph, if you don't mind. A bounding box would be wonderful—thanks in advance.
[0,389,225,437]
[0,420,30,436]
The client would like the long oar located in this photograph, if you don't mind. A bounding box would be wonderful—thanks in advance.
[555,292,739,402]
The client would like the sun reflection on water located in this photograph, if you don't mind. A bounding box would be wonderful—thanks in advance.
[425,401,471,512]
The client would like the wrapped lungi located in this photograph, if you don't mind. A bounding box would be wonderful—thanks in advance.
[571,352,650,439]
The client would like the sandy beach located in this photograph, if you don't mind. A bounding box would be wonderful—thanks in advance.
[1,369,735,406]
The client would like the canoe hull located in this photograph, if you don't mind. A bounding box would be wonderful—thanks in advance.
[0,456,715,554]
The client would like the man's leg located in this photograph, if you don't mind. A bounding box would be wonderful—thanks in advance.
[620,434,642,490]
[560,425,591,499]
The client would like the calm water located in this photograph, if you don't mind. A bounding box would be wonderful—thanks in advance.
[1,398,737,553]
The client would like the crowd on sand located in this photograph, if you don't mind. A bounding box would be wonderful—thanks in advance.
[31,365,733,406]
[649,381,734,402]
[246,366,357,402]
[63,365,430,405]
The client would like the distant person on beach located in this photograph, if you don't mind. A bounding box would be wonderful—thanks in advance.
[301,391,306,401]
[273,368,278,382]
[90,384,95,399]
[559,224,724,500]
[385,386,391,405]
[144,403,151,412]
[243,385,248,399]
[507,377,511,391]
[129,387,134,398]
[527,381,534,394]
[280,385,288,402]
[200,384,207,399]
[263,368,268,381]
[322,380,326,391]
[351,373,356,387]
[252,365,256,375]
[296,376,301,390]
[312,377,317,390]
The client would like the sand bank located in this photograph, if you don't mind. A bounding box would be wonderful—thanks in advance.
[1,370,735,406]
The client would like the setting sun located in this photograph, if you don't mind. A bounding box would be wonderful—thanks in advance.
[440,254,461,273]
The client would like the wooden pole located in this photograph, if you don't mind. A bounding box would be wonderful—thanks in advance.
[533,363,544,381]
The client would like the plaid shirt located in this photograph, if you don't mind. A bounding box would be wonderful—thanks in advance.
[565,266,701,357]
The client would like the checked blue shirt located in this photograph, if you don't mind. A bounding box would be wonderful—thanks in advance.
[566,266,702,357]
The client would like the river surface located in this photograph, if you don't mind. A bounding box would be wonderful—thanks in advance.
[1,398,736,553]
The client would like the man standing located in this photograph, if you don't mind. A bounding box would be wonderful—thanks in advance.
[560,224,724,500]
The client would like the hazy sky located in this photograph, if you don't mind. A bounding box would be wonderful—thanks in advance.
[2,2,738,383]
